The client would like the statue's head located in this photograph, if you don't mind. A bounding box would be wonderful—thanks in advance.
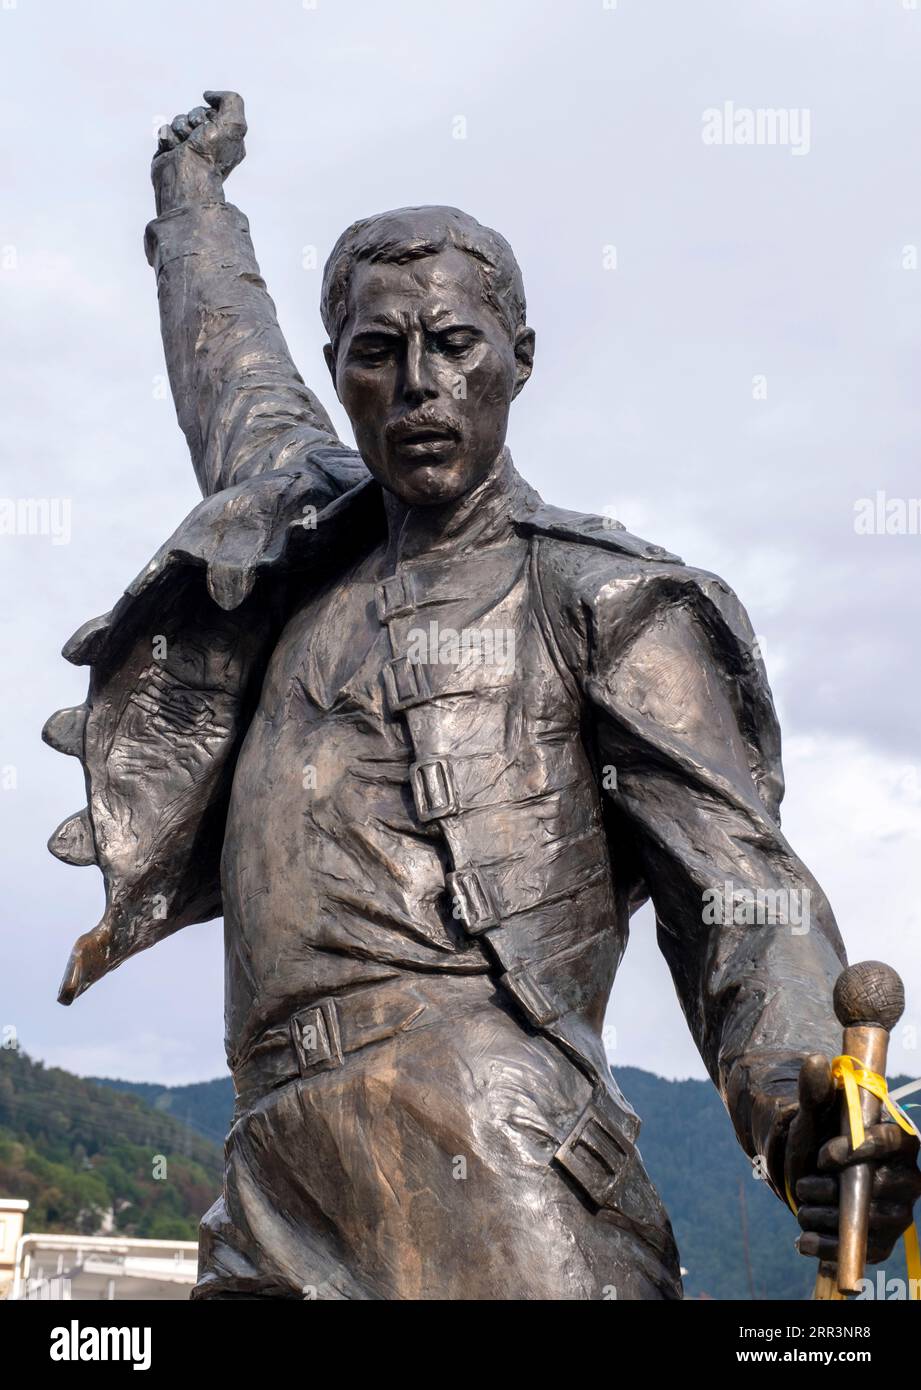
[321,206,534,507]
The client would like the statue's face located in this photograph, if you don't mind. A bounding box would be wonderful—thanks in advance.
[326,247,533,507]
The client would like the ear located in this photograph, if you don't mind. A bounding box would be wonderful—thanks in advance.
[323,342,337,394]
[512,327,535,399]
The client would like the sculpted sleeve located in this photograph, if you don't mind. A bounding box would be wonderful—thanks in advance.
[44,462,376,1006]
[538,540,847,1198]
[145,199,355,496]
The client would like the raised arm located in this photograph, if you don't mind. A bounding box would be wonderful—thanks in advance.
[147,91,355,497]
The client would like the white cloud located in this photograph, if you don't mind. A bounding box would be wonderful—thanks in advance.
[609,730,921,1081]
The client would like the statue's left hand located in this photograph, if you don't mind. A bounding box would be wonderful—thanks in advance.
[783,1053,921,1263]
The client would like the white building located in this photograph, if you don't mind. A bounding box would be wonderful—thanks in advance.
[1,1202,197,1301]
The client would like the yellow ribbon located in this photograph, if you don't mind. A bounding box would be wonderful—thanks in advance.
[831,1055,919,1150]
[785,1172,798,1215]
[905,1222,921,1298]
[831,1055,920,1298]
[786,1058,921,1299]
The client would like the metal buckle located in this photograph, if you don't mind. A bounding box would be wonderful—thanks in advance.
[375,572,416,623]
[410,757,461,821]
[289,998,343,1077]
[383,655,433,711]
[554,1101,632,1210]
[445,867,500,934]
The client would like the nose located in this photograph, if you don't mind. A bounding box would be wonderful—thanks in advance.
[401,335,438,406]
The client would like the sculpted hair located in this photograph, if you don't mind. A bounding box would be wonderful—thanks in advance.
[320,205,527,350]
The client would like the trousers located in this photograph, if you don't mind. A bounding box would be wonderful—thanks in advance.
[195,975,683,1300]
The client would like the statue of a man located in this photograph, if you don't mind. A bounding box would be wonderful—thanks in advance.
[45,92,920,1300]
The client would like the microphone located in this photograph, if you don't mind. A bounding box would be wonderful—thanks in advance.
[832,960,905,1295]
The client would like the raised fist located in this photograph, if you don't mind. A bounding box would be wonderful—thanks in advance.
[155,90,247,179]
[151,92,247,214]
[152,91,248,214]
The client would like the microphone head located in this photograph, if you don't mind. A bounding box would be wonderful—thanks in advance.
[833,960,905,1031]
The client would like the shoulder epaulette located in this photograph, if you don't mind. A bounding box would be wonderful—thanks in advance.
[511,498,683,565]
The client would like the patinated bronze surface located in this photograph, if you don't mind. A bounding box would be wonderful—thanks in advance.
[44,93,920,1299]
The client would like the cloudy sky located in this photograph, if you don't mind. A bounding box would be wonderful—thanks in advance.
[2,0,920,1088]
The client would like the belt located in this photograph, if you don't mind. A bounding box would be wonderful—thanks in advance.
[231,973,667,1248]
[232,972,495,1115]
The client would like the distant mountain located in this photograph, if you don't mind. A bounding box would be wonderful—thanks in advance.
[20,1052,918,1298]
[0,1049,222,1241]
[90,1074,234,1149]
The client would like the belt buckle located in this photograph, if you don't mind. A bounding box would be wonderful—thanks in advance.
[410,756,461,821]
[290,998,343,1077]
[383,654,433,712]
[446,866,500,934]
[375,571,416,623]
[554,1099,633,1210]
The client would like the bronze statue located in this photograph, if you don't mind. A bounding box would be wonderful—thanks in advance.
[44,93,920,1299]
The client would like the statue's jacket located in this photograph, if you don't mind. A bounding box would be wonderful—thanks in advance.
[44,199,846,1298]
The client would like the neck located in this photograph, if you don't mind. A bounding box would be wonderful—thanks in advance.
[381,447,519,562]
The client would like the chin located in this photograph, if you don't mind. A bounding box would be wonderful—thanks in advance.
[406,475,466,506]
[391,462,472,507]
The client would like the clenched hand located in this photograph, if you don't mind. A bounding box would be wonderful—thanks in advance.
[785,1053,921,1266]
[152,91,247,215]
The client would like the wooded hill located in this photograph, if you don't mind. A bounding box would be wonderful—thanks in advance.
[0,1049,221,1241]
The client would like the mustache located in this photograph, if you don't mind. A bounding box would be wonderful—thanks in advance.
[386,410,463,445]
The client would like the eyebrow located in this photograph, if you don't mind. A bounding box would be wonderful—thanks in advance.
[428,319,483,334]
[349,318,484,339]
[349,315,405,335]
[424,307,475,328]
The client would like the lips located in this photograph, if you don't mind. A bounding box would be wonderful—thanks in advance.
[399,428,455,444]
[389,421,460,460]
